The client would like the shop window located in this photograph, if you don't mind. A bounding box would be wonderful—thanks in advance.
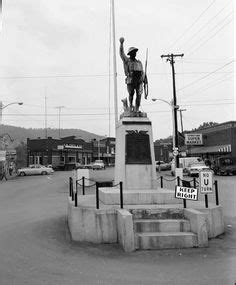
[68,157,75,163]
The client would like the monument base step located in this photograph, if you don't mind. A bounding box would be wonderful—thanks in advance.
[135,232,198,249]
[99,188,182,205]
[134,219,191,233]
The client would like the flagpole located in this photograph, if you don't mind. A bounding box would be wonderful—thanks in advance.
[111,0,118,129]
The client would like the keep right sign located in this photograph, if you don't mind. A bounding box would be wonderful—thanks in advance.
[199,170,213,194]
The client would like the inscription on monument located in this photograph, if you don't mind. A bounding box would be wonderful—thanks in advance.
[125,130,151,164]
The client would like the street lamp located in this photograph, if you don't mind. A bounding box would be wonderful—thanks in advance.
[0,101,23,125]
[178,108,187,133]
[55,106,65,138]
[152,98,179,172]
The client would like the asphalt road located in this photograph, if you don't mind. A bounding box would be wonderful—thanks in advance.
[0,171,235,285]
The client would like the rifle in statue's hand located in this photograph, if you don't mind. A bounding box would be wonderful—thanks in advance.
[144,48,148,99]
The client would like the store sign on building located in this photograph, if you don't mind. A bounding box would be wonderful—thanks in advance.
[185,134,203,145]
[0,150,6,161]
[57,144,83,150]
[199,170,213,194]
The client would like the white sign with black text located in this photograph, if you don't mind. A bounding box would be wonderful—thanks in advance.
[199,170,213,194]
[185,133,203,145]
[175,186,198,201]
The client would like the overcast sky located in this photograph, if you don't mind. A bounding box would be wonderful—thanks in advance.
[0,0,234,140]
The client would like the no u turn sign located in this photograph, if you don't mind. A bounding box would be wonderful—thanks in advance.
[199,170,213,194]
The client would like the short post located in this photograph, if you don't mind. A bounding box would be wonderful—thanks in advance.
[82,176,85,195]
[119,181,123,209]
[178,176,186,208]
[75,179,78,195]
[160,176,163,188]
[75,190,78,207]
[215,180,219,206]
[96,182,99,209]
[69,177,72,197]
[204,194,208,208]
[71,178,74,201]
[177,176,180,186]
[193,177,196,189]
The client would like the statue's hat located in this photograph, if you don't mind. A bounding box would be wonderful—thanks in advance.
[127,47,138,55]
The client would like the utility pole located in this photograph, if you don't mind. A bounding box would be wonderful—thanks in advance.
[55,106,65,138]
[44,95,48,139]
[178,108,186,133]
[111,0,118,129]
[161,53,184,168]
[0,101,3,125]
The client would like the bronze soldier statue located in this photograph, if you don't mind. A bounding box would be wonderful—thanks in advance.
[119,37,147,112]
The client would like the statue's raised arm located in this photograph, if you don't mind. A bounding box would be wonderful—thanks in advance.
[119,37,128,63]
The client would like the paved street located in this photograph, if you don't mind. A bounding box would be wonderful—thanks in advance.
[0,171,235,285]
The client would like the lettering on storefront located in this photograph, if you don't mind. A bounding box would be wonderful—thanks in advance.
[57,144,83,150]
[185,134,203,145]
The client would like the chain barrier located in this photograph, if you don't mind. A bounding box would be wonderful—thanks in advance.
[71,176,122,208]
[162,177,178,182]
[84,177,96,182]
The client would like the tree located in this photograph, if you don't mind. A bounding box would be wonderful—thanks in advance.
[15,142,27,168]
[193,122,218,131]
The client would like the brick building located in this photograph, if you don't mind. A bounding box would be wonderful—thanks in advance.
[184,121,236,162]
[154,121,236,163]
[27,136,116,169]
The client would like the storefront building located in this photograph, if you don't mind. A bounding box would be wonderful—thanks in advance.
[92,137,116,166]
[182,121,236,162]
[27,136,116,169]
[154,121,236,163]
[27,136,93,170]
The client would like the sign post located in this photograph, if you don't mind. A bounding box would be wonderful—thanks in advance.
[199,170,213,194]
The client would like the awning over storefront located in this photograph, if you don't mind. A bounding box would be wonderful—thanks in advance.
[187,144,231,155]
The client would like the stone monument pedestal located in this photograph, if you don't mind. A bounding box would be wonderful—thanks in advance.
[114,114,157,190]
[67,112,224,252]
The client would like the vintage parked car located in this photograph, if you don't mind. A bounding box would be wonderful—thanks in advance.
[212,156,236,175]
[155,161,171,171]
[17,164,54,176]
[92,160,105,170]
[188,163,210,177]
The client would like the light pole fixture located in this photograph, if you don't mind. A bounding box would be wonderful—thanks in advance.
[0,101,23,125]
[178,108,187,133]
[151,98,179,170]
[55,106,65,138]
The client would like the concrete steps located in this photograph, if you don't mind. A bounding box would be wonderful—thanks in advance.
[131,208,185,220]
[135,232,198,249]
[134,219,191,233]
[132,208,198,250]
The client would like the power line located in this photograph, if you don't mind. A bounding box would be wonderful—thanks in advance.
[0,70,233,81]
[177,60,234,91]
[186,11,233,53]
[187,17,233,56]
[167,0,217,50]
[179,71,232,99]
[177,1,232,50]
[179,98,233,103]
[2,110,172,117]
